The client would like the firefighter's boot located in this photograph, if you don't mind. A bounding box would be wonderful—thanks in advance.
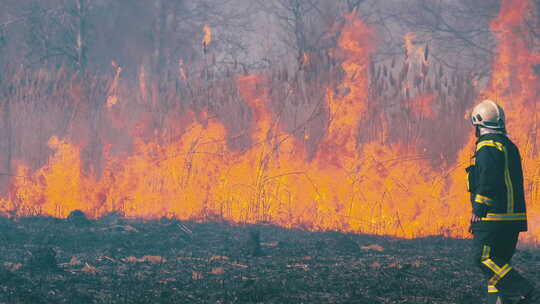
[488,292,513,304]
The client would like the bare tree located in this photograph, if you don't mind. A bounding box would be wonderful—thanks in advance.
[390,0,500,75]
[177,0,256,73]
[256,0,339,67]
[23,0,95,71]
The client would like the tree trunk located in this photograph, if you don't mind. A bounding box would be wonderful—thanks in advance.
[346,0,366,12]
[3,96,12,195]
[76,0,87,71]
[292,0,306,63]
[153,0,166,76]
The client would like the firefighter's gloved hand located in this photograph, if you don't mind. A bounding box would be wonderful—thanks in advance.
[473,202,489,218]
[468,214,481,233]
[470,214,481,223]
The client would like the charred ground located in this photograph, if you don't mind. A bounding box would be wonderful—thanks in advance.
[0,215,539,304]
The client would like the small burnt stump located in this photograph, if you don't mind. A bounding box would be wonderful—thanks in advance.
[67,210,91,226]
[247,229,263,257]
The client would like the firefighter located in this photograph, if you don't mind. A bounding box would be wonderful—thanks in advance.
[468,99,539,303]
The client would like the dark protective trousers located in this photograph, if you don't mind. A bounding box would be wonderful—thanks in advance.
[472,229,534,303]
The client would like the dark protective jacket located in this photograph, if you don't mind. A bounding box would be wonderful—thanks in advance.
[467,133,527,232]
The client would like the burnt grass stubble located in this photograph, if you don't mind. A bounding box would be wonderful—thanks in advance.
[0,214,538,304]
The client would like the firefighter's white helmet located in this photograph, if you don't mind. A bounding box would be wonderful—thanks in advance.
[471,99,505,129]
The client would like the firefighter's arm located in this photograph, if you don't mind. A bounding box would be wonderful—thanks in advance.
[473,143,505,217]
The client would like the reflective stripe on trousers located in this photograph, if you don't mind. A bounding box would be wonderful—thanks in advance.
[481,245,514,288]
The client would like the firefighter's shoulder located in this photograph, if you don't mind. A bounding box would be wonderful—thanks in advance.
[476,140,505,153]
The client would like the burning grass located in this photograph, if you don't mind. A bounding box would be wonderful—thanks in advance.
[0,0,538,242]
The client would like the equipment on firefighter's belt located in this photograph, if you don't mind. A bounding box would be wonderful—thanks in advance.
[466,163,476,193]
[471,99,506,130]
